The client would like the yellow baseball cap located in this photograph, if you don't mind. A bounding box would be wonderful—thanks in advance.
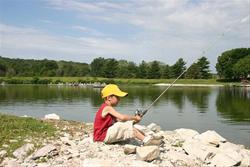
[101,84,128,98]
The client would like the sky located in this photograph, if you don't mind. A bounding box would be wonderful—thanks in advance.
[0,0,249,72]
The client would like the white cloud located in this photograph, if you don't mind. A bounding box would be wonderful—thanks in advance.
[0,23,134,62]
[1,0,249,72]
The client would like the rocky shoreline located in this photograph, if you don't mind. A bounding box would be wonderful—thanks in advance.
[1,115,250,167]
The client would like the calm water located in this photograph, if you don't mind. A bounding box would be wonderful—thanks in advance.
[0,85,250,147]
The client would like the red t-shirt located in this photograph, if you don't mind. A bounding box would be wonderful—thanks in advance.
[93,103,116,141]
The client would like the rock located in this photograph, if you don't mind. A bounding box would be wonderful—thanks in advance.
[9,139,18,143]
[219,141,244,151]
[160,160,174,167]
[239,149,250,167]
[124,144,137,154]
[147,123,161,132]
[174,128,199,140]
[13,143,34,160]
[44,113,60,120]
[195,130,226,146]
[136,146,160,162]
[165,150,202,167]
[182,138,217,161]
[60,137,76,146]
[152,131,164,140]
[208,152,241,167]
[36,163,50,167]
[130,160,158,167]
[2,144,9,148]
[32,144,57,160]
[1,158,20,167]
[83,158,113,167]
[0,150,7,159]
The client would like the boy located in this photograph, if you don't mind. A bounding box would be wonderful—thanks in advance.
[93,84,162,145]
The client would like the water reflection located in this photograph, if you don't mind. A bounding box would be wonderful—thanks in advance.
[216,87,250,122]
[0,85,249,123]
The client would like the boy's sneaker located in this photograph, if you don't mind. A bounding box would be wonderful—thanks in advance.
[143,138,163,146]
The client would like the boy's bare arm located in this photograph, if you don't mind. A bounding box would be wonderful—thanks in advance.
[106,106,141,122]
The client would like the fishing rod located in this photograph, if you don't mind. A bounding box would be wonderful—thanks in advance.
[135,16,249,117]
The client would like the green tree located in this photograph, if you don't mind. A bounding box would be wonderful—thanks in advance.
[185,63,200,79]
[148,61,161,79]
[117,60,129,78]
[90,57,105,77]
[216,48,250,79]
[161,65,171,79]
[171,58,186,78]
[103,58,118,78]
[186,57,211,79]
[197,57,211,79]
[233,55,250,79]
[137,61,148,78]
[127,62,137,78]
[0,60,7,76]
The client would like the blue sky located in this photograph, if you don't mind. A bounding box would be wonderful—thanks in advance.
[0,0,249,72]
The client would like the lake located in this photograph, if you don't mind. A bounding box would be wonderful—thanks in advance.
[0,85,249,147]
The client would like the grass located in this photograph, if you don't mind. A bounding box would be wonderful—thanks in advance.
[0,114,56,160]
[0,76,241,85]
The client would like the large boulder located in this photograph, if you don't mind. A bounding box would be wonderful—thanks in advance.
[174,128,199,140]
[136,146,160,162]
[182,138,217,162]
[32,144,57,160]
[239,148,250,166]
[208,152,241,167]
[164,150,202,167]
[194,130,226,146]
[13,143,34,160]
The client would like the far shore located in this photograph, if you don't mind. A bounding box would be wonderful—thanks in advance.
[0,77,248,86]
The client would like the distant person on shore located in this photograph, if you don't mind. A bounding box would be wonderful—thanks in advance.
[93,84,162,146]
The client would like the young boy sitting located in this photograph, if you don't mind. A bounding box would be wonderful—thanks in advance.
[93,84,162,146]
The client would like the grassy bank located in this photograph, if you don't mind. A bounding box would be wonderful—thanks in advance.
[0,77,241,85]
[0,114,56,159]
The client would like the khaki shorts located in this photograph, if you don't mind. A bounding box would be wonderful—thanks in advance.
[104,121,134,144]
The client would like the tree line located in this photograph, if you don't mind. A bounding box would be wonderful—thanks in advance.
[0,48,249,80]
[0,56,211,79]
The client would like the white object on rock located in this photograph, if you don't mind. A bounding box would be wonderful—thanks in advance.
[44,113,60,120]
[124,144,137,154]
[32,144,57,160]
[136,146,160,162]
[174,128,199,140]
[194,130,226,146]
[13,143,34,160]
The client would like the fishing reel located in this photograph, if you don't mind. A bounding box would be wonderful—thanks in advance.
[135,109,148,117]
